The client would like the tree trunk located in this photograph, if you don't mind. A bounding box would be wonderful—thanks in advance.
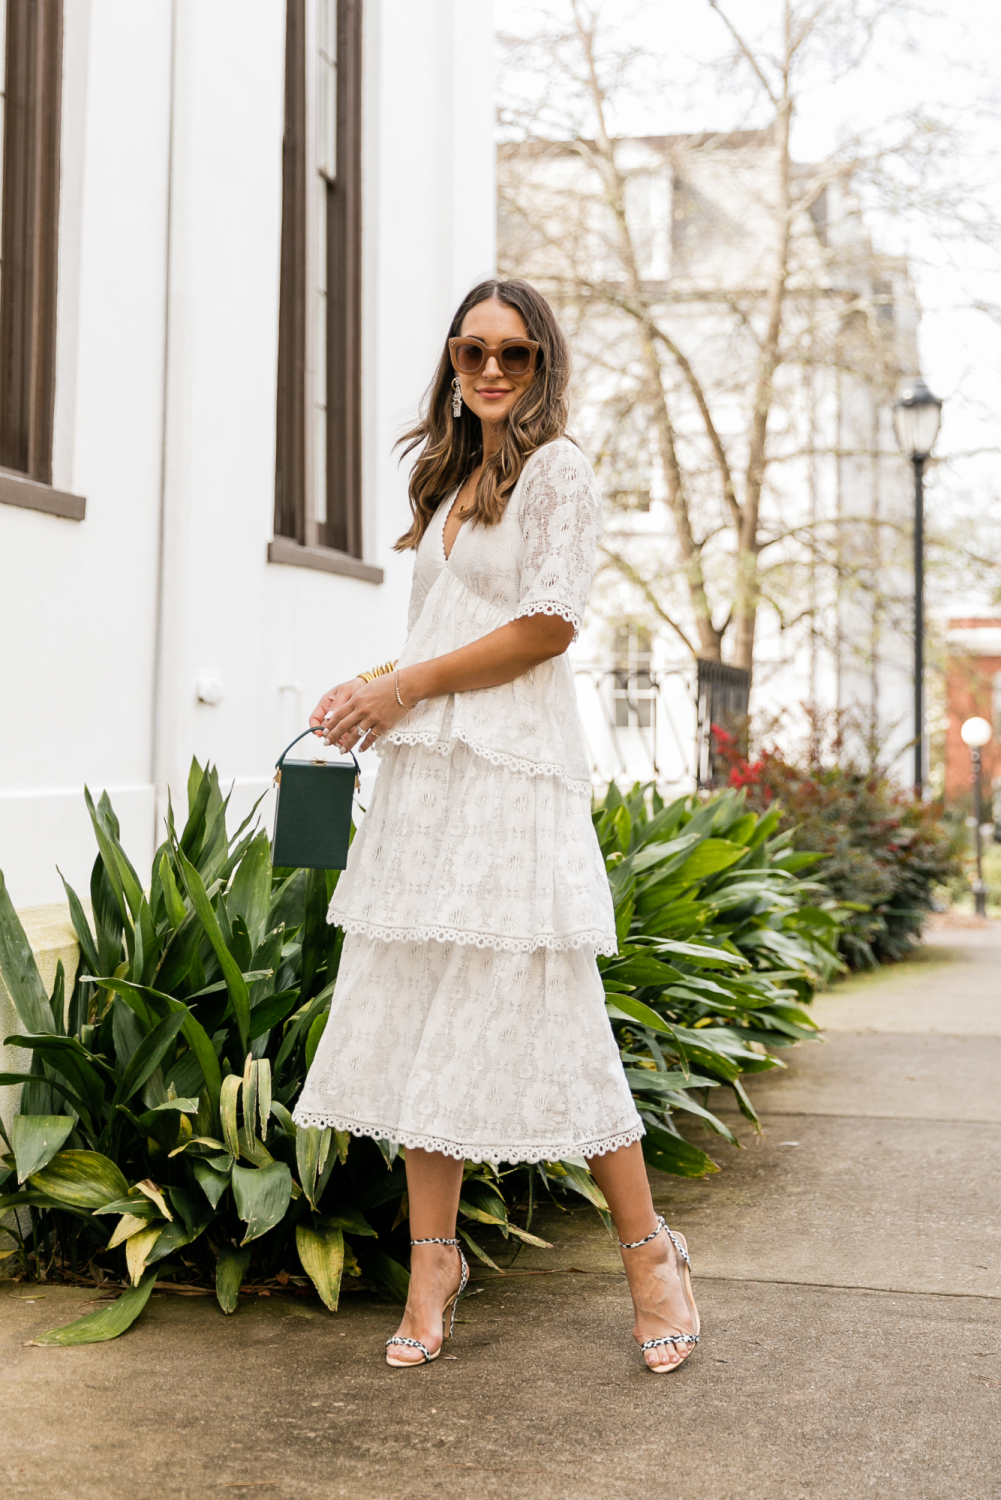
[733,94,793,676]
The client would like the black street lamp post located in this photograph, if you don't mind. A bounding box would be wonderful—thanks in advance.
[893,377,943,797]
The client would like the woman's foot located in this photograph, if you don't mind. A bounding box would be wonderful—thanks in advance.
[386,1242,464,1367]
[622,1226,699,1372]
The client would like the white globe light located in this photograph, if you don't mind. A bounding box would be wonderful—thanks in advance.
[893,377,943,460]
[960,716,992,748]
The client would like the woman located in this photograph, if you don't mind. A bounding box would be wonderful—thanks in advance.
[293,278,700,1373]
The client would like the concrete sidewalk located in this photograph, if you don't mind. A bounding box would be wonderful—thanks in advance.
[2,926,999,1500]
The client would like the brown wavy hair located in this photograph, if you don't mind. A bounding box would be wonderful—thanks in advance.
[394,278,571,551]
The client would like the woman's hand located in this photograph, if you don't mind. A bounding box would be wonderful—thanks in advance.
[309,678,363,739]
[307,613,572,755]
[310,675,409,753]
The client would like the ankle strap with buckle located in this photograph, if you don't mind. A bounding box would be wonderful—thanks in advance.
[618,1214,691,1268]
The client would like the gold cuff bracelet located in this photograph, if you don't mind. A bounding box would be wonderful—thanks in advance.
[358,659,398,684]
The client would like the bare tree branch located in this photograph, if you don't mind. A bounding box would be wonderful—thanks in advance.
[649,324,742,529]
[598,546,699,655]
[708,0,781,107]
[497,0,996,701]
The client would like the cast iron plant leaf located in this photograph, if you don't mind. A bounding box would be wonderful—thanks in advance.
[0,761,848,1343]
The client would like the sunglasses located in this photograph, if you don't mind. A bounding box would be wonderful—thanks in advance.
[448,337,540,378]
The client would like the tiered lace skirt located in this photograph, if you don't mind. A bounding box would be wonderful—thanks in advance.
[292,733,643,1164]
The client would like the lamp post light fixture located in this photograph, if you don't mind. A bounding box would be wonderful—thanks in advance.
[893,377,943,798]
[960,715,992,918]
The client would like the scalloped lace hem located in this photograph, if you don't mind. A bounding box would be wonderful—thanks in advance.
[512,599,582,643]
[288,1108,645,1166]
[378,725,592,792]
[326,912,618,956]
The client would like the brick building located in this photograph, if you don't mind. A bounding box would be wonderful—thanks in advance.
[944,619,1001,813]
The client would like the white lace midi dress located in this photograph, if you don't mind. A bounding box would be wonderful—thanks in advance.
[292,438,644,1165]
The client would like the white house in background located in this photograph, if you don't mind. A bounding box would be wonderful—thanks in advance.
[0,0,496,908]
[500,130,922,793]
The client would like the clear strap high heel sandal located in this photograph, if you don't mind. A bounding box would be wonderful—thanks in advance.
[385,1236,470,1368]
[619,1214,700,1373]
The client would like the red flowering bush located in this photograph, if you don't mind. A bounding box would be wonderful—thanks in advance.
[711,727,964,967]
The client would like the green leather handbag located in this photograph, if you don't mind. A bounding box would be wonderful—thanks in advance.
[271,727,361,870]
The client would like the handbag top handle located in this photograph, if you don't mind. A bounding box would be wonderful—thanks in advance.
[275,726,362,776]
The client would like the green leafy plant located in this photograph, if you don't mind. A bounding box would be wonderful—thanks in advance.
[592,782,844,1177]
[0,764,840,1345]
[712,729,964,966]
[0,763,541,1343]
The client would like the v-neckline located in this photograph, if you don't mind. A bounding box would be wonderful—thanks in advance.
[441,485,469,564]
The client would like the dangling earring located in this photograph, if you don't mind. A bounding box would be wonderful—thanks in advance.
[452,376,463,419]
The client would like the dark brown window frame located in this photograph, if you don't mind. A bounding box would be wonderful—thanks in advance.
[274,0,307,545]
[323,0,362,560]
[272,0,373,580]
[0,0,85,521]
[0,465,83,518]
[267,535,382,582]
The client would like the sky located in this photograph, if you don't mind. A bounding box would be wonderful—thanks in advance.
[497,0,1001,610]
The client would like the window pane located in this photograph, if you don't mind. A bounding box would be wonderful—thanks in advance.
[636,698,652,729]
[315,286,327,410]
[321,0,362,558]
[614,697,630,728]
[317,0,337,180]
[314,142,327,528]
[318,0,335,58]
[0,0,5,251]
[0,0,62,480]
[314,405,327,524]
[314,184,327,524]
[274,0,307,541]
[315,174,327,296]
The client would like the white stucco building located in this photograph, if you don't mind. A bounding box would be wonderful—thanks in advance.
[500,129,922,792]
[0,0,496,908]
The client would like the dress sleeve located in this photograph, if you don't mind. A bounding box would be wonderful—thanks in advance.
[513,442,603,643]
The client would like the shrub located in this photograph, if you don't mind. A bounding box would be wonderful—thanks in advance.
[593,781,843,1176]
[712,729,964,967]
[0,764,543,1342]
[0,764,842,1343]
